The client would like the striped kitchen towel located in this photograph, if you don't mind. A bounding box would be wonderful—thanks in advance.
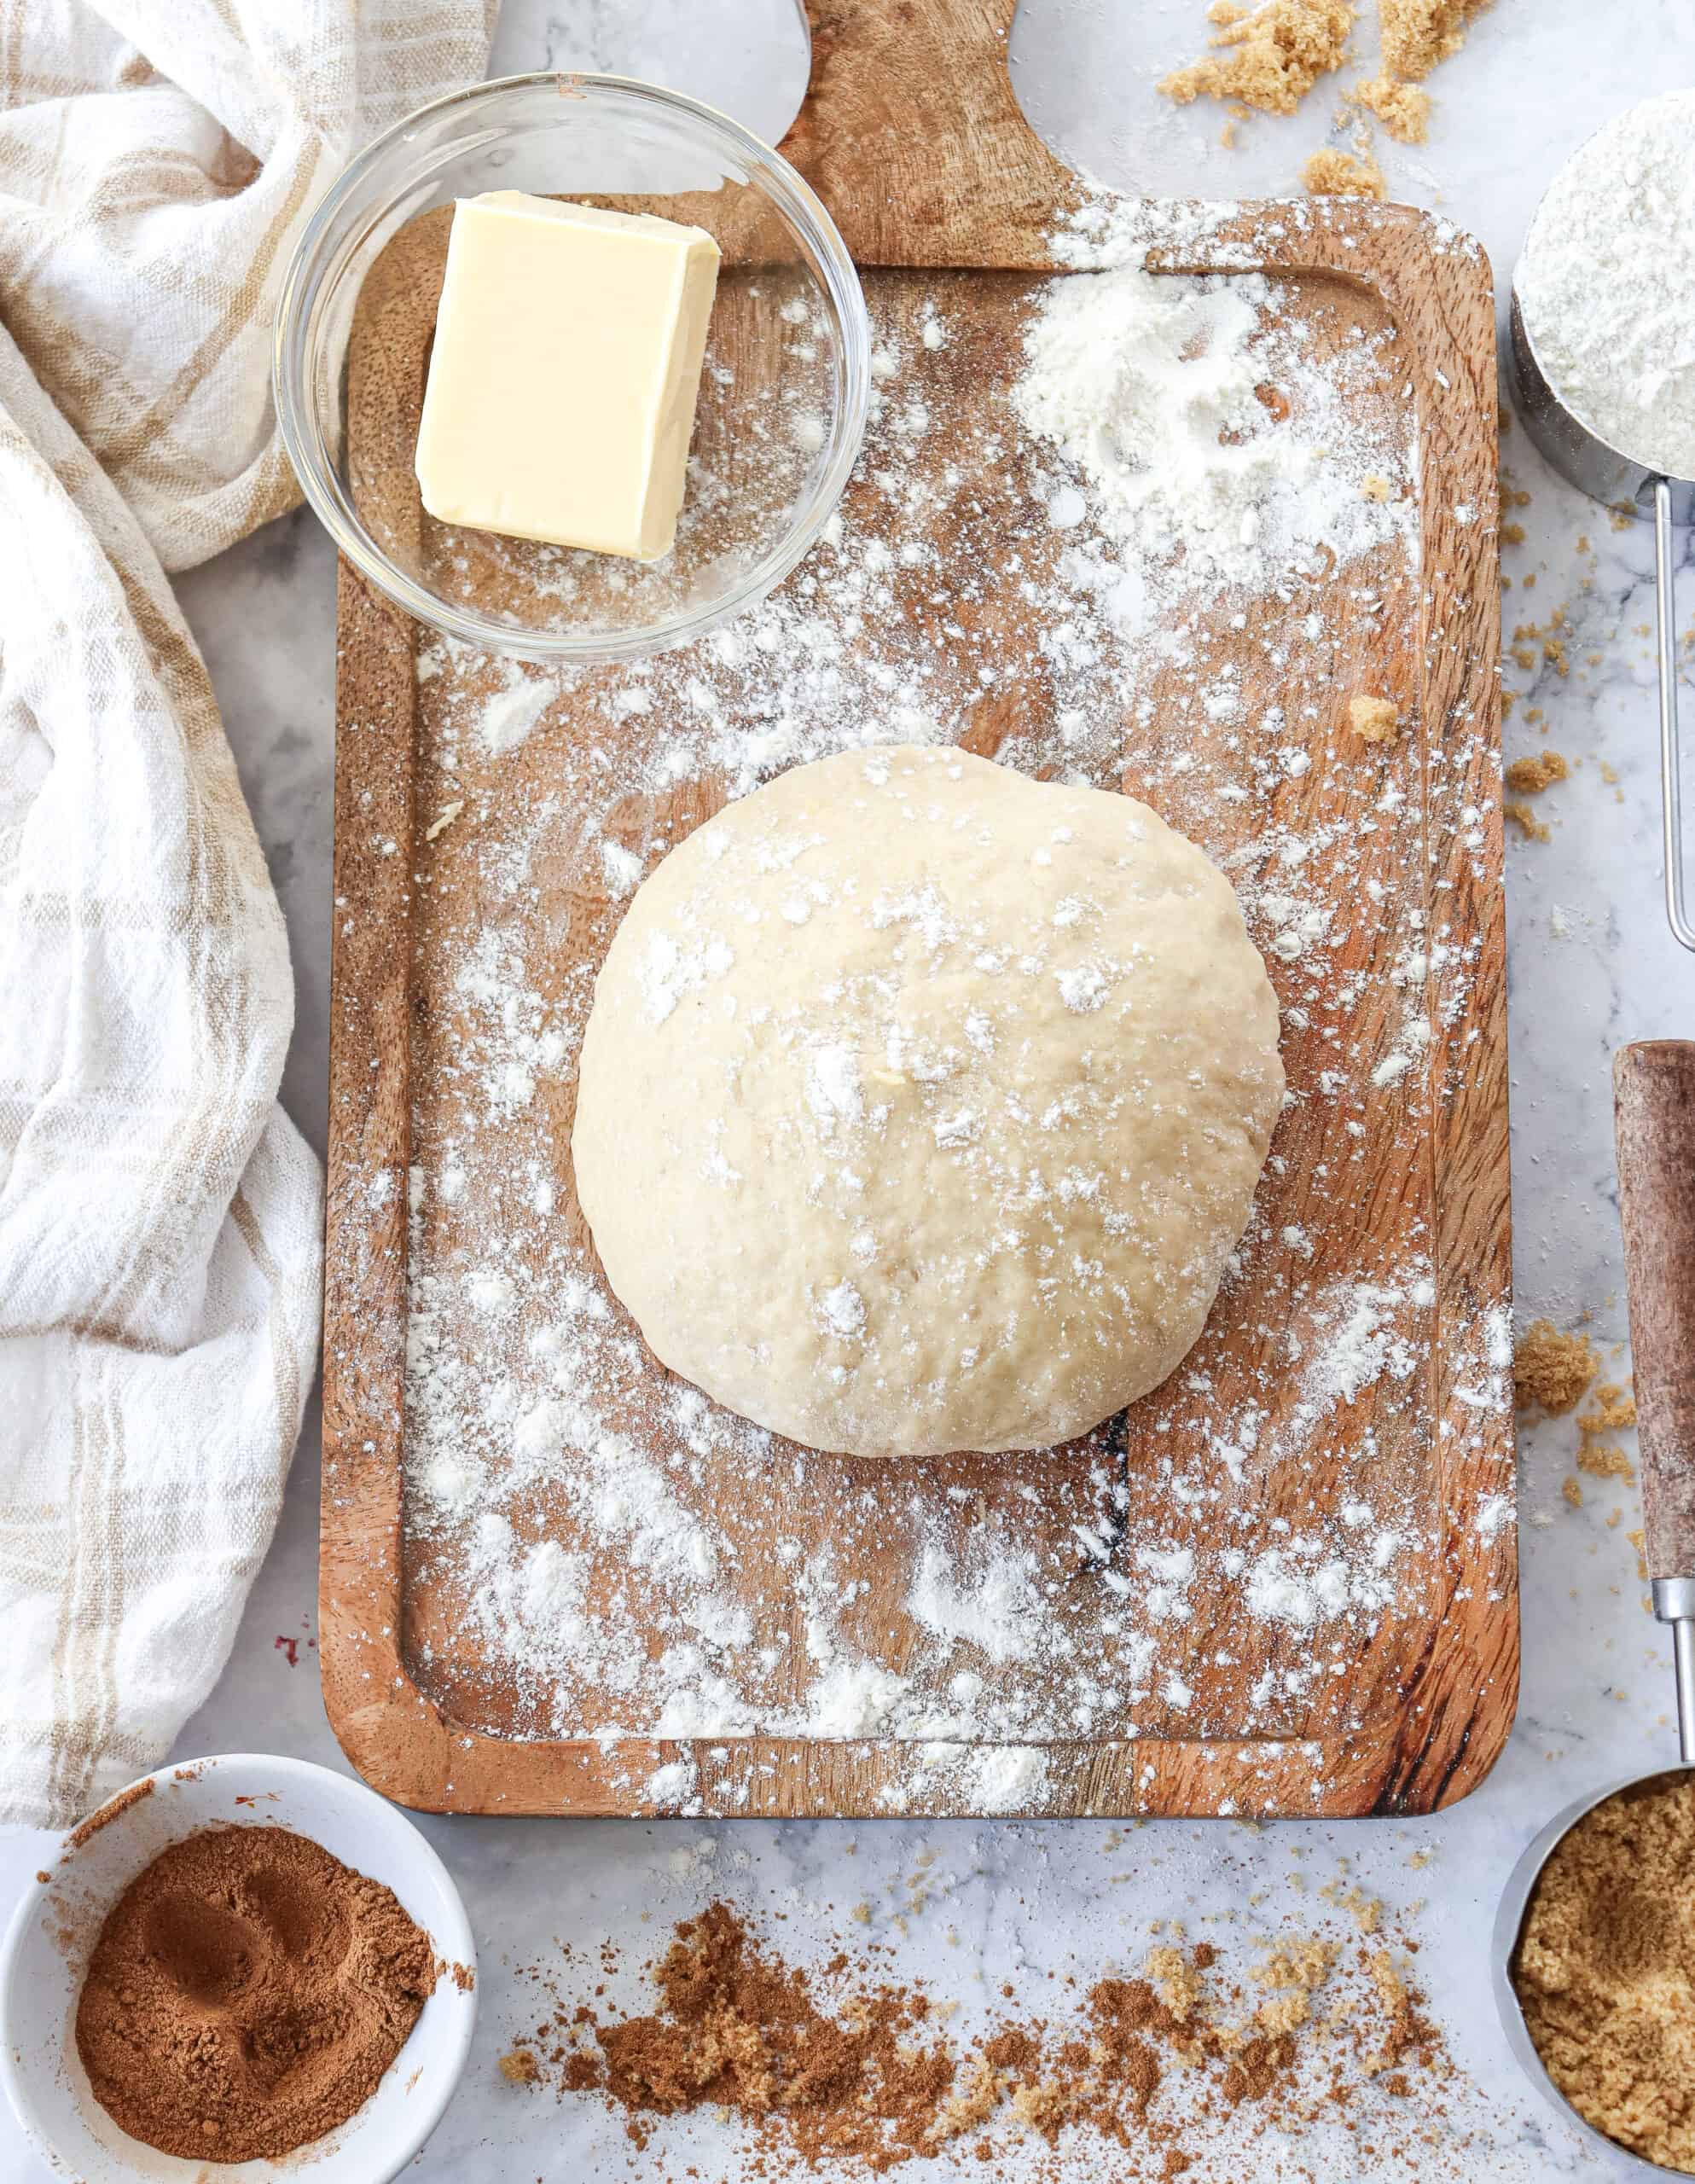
[0,0,493,1828]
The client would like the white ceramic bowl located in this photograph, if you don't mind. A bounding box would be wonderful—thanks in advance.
[0,1753,476,2182]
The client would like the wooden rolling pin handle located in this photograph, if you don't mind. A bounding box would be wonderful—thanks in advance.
[1615,1041,1695,1583]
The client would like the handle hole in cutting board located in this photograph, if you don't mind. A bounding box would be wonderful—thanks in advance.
[487,0,810,150]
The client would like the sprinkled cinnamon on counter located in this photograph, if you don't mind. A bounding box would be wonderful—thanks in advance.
[506,1898,1458,2175]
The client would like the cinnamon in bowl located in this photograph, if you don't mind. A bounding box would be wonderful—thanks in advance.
[74,1823,437,2163]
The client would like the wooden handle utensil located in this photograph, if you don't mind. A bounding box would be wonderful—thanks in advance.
[1614,1038,1695,1759]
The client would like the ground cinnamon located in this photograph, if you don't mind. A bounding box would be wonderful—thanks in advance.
[75,1824,437,2162]
[506,1898,1453,2175]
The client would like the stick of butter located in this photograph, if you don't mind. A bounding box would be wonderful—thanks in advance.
[415,190,721,562]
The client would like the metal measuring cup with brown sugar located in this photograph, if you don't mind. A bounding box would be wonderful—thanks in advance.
[1495,1043,1695,2176]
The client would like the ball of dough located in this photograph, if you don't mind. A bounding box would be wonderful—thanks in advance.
[572,745,1283,1457]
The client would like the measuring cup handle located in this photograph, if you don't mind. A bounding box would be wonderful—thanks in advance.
[1655,481,1695,951]
[1615,1041,1695,1582]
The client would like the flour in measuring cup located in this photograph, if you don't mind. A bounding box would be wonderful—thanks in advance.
[1516,90,1695,479]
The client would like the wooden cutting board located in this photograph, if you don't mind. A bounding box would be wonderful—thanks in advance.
[322,0,1509,1819]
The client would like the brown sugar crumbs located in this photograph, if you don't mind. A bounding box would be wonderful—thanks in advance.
[1582,1381,1637,1438]
[1503,747,1570,794]
[506,1899,1454,2175]
[1577,1440,1635,1484]
[1302,146,1386,198]
[1352,0,1491,140]
[1351,74,1431,144]
[1513,1773,1695,2170]
[1162,0,1487,143]
[1513,1319,1599,1415]
[1159,0,1356,119]
[1348,692,1401,743]
[1379,0,1490,81]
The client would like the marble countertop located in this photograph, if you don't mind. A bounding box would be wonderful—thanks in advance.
[6,3,1695,2177]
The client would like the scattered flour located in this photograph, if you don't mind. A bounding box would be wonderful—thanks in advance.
[1516,90,1695,480]
[479,668,553,756]
[1013,264,1414,617]
[368,194,1508,1815]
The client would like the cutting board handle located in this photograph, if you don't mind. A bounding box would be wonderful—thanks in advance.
[778,0,1082,269]
[1615,1040,1695,1580]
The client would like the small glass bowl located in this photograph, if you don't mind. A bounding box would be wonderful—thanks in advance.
[275,73,869,665]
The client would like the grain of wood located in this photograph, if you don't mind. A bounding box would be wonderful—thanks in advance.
[1614,1042,1695,1582]
[320,0,1509,1820]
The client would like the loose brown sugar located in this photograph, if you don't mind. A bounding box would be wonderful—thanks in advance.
[1146,1943,1204,2022]
[1302,146,1386,197]
[1322,1879,1386,1933]
[1514,1320,1600,1414]
[1163,0,1483,142]
[1504,801,1549,842]
[1503,748,1570,793]
[1251,1937,1336,2033]
[1577,1441,1635,1484]
[1159,0,1356,119]
[1379,0,1490,79]
[1350,73,1431,142]
[1562,1476,1584,1510]
[1348,692,1401,744]
[508,1900,1457,2175]
[1582,1382,1637,1438]
[1513,1774,1695,2169]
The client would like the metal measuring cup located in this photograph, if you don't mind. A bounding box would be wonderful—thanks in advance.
[1508,262,1695,949]
[1492,1042,1695,2175]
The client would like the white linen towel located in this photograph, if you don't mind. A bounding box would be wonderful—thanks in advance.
[0,0,493,1827]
